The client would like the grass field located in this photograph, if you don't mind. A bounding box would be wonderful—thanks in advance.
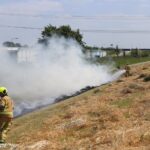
[95,56,150,67]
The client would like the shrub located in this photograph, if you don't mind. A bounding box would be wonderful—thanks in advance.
[143,75,150,82]
[93,89,100,94]
[140,51,150,57]
[131,49,139,57]
[128,83,145,90]
[138,74,147,78]
[121,88,132,94]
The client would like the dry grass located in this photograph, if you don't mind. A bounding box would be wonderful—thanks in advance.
[3,62,150,150]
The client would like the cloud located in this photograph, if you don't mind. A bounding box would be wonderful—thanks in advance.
[0,0,150,48]
[0,0,63,14]
[70,0,150,3]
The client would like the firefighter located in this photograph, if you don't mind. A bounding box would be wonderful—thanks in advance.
[0,87,14,144]
[124,64,131,77]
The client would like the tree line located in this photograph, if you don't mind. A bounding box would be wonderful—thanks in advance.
[2,24,150,58]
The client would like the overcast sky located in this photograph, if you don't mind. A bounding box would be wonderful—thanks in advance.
[1,0,150,48]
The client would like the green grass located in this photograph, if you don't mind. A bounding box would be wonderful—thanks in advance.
[111,98,133,108]
[124,112,130,118]
[96,56,150,67]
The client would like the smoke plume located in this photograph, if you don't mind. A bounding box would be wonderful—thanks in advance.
[0,37,123,116]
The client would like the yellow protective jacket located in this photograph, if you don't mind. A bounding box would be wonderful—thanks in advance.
[0,96,14,119]
[125,65,130,71]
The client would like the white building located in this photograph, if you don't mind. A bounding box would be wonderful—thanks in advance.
[1,47,36,63]
[17,49,37,63]
[85,49,107,58]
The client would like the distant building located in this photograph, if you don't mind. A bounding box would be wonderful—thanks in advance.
[4,47,20,62]
[17,48,36,63]
[85,49,107,58]
[2,47,36,63]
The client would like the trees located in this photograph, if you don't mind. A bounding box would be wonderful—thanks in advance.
[131,48,139,57]
[3,41,22,47]
[2,41,29,48]
[140,50,150,57]
[115,45,121,57]
[38,25,84,46]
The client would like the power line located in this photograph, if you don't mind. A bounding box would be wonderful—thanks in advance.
[1,24,150,34]
[1,13,150,21]
[0,24,42,30]
[82,29,150,34]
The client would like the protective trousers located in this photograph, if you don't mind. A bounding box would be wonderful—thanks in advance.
[125,70,129,77]
[0,118,12,143]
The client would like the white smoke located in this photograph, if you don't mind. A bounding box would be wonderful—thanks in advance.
[0,37,124,116]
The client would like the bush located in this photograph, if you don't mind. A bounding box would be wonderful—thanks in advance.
[138,74,147,79]
[131,49,139,57]
[128,83,145,90]
[144,75,150,82]
[140,51,150,57]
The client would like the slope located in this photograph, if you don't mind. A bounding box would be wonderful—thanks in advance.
[3,62,150,150]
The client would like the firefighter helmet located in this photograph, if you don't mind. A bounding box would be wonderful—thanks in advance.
[0,87,8,94]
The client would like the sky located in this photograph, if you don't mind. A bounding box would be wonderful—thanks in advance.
[1,0,150,48]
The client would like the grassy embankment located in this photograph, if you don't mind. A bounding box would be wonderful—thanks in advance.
[4,62,150,150]
[96,56,150,67]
